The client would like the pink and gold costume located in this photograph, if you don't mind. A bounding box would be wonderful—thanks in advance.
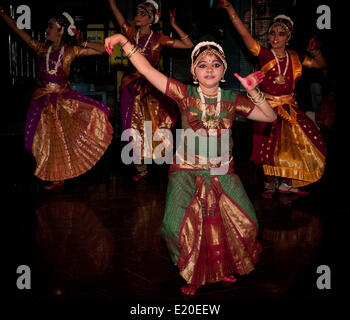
[24,39,113,181]
[249,40,326,187]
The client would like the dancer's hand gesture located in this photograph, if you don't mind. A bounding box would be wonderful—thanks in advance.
[169,9,176,27]
[307,35,321,52]
[105,33,126,55]
[234,71,265,91]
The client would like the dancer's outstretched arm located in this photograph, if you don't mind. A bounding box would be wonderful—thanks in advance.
[108,0,126,27]
[105,33,168,93]
[0,7,33,46]
[218,0,255,51]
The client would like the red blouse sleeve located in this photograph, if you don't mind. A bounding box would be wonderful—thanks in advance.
[28,38,46,55]
[165,77,187,104]
[158,33,176,48]
[234,94,256,118]
[120,22,137,40]
[249,39,274,67]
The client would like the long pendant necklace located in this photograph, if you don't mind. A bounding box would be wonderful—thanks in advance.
[197,86,221,129]
[271,49,289,85]
[135,29,153,55]
[46,45,64,75]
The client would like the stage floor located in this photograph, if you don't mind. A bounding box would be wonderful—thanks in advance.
[1,130,347,309]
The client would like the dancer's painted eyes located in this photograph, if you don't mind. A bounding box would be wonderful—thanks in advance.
[197,62,222,69]
[136,10,147,17]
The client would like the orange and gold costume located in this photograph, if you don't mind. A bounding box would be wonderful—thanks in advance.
[249,40,326,187]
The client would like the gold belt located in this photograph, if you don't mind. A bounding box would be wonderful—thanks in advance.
[263,92,298,125]
[36,81,69,91]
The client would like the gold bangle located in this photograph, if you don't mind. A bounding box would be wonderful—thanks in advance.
[124,45,136,57]
[121,40,129,48]
[81,41,88,48]
[230,14,238,22]
[125,46,139,58]
[247,87,261,100]
[247,89,266,105]
[180,34,189,40]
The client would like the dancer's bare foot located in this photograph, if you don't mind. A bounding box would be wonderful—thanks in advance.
[132,170,148,182]
[222,275,237,283]
[278,183,309,195]
[180,284,197,295]
[44,181,64,190]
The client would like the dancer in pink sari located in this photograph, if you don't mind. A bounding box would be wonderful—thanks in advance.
[0,8,114,189]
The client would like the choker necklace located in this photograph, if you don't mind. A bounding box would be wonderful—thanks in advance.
[271,49,289,85]
[46,45,64,75]
[136,29,153,55]
[202,92,218,98]
[197,86,221,129]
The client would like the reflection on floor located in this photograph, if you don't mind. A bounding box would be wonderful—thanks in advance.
[2,131,348,305]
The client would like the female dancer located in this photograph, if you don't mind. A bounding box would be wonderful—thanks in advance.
[105,33,276,294]
[108,0,193,181]
[219,0,327,197]
[0,8,114,189]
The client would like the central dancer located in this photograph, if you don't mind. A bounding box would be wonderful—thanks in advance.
[105,34,277,295]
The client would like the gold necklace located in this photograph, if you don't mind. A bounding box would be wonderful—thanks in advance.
[271,49,289,85]
[198,87,221,129]
[202,92,218,98]
[135,29,153,54]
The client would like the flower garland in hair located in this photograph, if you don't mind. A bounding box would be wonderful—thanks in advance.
[62,12,78,36]
[145,0,161,23]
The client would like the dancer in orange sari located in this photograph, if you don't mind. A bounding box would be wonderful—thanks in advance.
[109,0,193,181]
[0,8,113,189]
[219,0,327,197]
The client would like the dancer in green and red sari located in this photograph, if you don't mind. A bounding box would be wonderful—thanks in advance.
[219,0,327,198]
[105,33,277,294]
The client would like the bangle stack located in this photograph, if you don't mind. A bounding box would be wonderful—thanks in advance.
[124,45,140,59]
[247,88,266,105]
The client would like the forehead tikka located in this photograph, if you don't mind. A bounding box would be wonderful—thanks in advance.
[192,47,227,73]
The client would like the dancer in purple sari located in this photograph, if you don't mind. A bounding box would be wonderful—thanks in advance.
[0,8,114,189]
